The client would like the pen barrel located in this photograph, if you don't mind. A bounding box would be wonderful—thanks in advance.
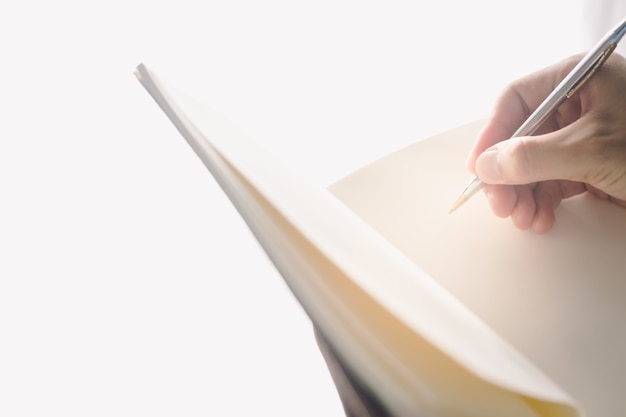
[511,93,565,138]
[511,20,625,140]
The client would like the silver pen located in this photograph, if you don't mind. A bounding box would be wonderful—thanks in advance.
[449,16,626,214]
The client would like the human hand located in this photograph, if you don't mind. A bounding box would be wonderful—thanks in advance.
[466,53,626,233]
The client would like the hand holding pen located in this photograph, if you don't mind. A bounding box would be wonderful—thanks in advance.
[453,17,626,233]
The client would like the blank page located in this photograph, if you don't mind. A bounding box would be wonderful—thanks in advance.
[136,66,580,416]
[329,121,626,417]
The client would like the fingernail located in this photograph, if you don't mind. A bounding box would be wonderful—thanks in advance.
[475,148,501,182]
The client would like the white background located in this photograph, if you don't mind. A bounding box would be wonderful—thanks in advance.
[1,1,619,416]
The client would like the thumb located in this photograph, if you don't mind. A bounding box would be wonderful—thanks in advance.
[474,124,582,185]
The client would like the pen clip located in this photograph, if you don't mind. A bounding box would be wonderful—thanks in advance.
[566,43,617,98]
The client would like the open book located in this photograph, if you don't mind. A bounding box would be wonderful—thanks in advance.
[135,64,626,417]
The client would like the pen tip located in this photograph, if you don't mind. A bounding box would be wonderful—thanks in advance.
[448,194,468,214]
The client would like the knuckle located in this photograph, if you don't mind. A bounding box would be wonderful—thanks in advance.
[576,117,626,194]
[504,138,539,181]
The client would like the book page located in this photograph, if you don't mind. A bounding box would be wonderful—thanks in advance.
[329,121,626,417]
[135,65,580,417]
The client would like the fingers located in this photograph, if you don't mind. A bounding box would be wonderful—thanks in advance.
[484,181,586,233]
[474,121,588,186]
[467,120,516,174]
[510,185,536,230]
[473,109,624,233]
